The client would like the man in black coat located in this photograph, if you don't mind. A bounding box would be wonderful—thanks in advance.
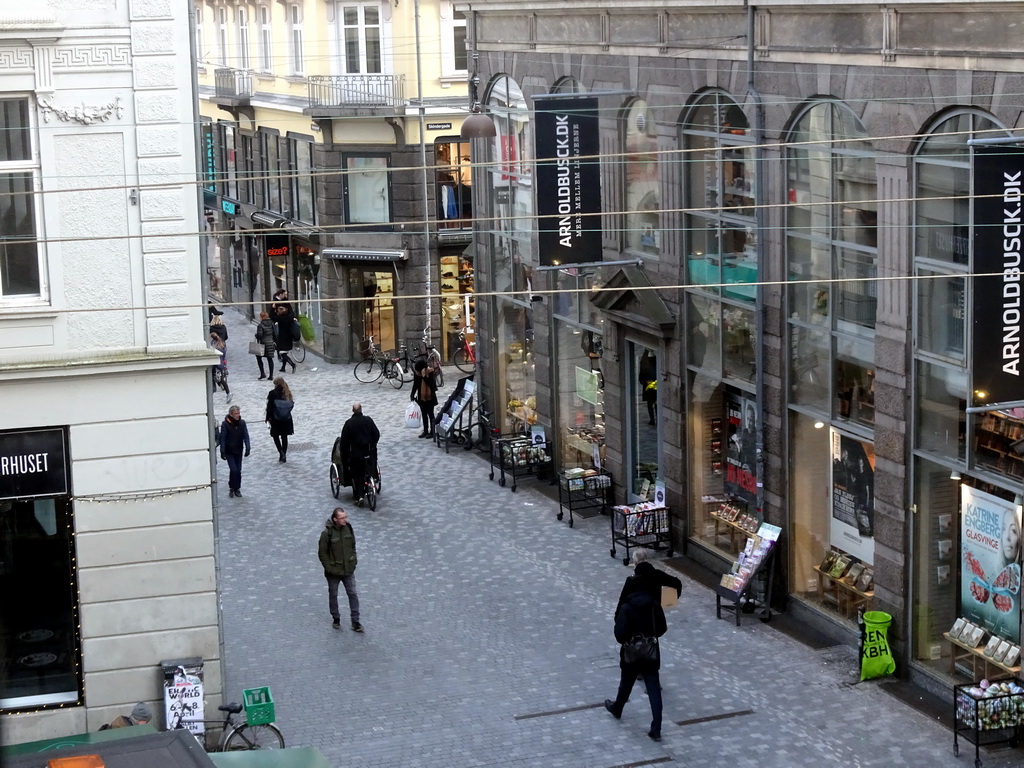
[340,403,380,506]
[217,405,251,498]
[605,550,677,742]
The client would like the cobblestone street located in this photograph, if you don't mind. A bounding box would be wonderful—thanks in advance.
[212,308,1020,768]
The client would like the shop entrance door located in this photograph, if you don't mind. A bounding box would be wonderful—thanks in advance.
[628,341,661,500]
[349,267,395,354]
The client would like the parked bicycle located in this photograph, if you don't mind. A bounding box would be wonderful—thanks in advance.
[452,330,476,373]
[353,336,403,389]
[169,693,284,751]
[424,341,444,388]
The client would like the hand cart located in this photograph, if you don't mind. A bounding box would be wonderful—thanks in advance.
[610,504,673,564]
[557,471,612,527]
[953,681,1024,767]
[489,434,552,492]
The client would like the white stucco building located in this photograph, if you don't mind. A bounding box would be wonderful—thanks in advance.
[0,0,219,744]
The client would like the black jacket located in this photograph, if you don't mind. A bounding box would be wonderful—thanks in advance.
[616,562,682,610]
[614,589,667,670]
[218,416,251,456]
[411,359,438,406]
[273,308,295,352]
[340,413,380,456]
[266,388,294,437]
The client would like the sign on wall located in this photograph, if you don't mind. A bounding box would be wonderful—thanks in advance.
[972,145,1024,407]
[960,485,1021,644]
[0,428,69,500]
[535,97,602,266]
[830,431,875,565]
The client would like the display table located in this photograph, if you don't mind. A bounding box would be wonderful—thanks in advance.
[709,508,755,554]
[813,565,873,620]
[945,632,1022,681]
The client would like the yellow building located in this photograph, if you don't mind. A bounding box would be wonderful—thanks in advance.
[194,0,473,361]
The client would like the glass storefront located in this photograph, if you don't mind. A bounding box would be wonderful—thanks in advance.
[497,298,535,433]
[628,342,660,499]
[294,244,321,350]
[348,267,396,353]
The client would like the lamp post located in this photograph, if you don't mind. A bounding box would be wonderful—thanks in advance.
[413,0,433,345]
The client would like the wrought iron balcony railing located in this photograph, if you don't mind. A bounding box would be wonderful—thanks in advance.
[214,68,254,100]
[307,74,405,108]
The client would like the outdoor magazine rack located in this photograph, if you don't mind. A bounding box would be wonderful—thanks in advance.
[714,523,781,626]
[489,434,553,492]
[610,503,673,565]
[435,375,475,453]
[557,469,612,527]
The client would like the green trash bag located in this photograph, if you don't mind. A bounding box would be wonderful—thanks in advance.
[298,315,315,342]
[861,610,896,680]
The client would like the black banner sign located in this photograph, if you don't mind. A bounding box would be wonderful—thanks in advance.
[265,234,289,259]
[535,97,602,266]
[0,428,69,499]
[973,146,1024,407]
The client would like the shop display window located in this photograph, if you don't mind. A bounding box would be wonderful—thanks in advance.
[440,252,474,358]
[834,336,875,427]
[722,304,755,383]
[557,321,604,471]
[0,497,80,708]
[916,361,966,461]
[686,293,720,373]
[498,298,535,434]
[348,268,395,353]
[435,138,472,229]
[624,99,660,255]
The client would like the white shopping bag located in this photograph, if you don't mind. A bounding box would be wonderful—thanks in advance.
[405,402,422,429]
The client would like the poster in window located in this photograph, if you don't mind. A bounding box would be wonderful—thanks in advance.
[960,485,1021,644]
[723,391,756,509]
[830,431,875,565]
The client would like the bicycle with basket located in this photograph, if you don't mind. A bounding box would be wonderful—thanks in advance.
[169,685,284,751]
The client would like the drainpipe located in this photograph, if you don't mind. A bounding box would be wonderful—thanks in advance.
[189,3,226,685]
[748,3,767,522]
[414,0,433,344]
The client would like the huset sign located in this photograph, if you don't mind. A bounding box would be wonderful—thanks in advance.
[0,428,69,499]
[534,97,601,266]
[973,145,1024,406]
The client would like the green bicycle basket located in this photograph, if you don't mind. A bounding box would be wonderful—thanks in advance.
[242,686,275,726]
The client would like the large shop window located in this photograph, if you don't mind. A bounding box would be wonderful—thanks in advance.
[555,268,606,471]
[263,131,282,213]
[343,155,392,226]
[498,299,535,434]
[348,267,395,353]
[0,98,43,300]
[912,471,1021,679]
[629,343,661,499]
[435,138,472,229]
[788,414,877,625]
[624,100,660,256]
[688,377,760,555]
[785,100,877,427]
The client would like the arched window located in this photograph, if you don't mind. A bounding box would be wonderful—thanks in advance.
[785,100,877,422]
[623,99,659,255]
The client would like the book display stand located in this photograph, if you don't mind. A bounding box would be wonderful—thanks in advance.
[715,523,781,626]
[557,469,612,527]
[435,375,475,453]
[610,503,673,565]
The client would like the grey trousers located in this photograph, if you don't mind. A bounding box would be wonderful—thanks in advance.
[326,574,360,623]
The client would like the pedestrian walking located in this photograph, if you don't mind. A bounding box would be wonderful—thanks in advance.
[604,549,672,742]
[210,331,231,403]
[616,548,682,608]
[217,405,251,498]
[339,403,380,506]
[254,311,277,380]
[411,357,438,438]
[274,304,298,373]
[265,377,295,463]
[318,507,363,632]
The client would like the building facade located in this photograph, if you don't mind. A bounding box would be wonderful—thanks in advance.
[195,0,475,362]
[1,1,217,743]
[464,0,1024,697]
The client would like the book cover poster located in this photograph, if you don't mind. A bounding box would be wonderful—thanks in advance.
[724,391,757,509]
[830,431,875,565]
[960,485,1021,644]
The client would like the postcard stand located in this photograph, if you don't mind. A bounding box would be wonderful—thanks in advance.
[714,524,781,626]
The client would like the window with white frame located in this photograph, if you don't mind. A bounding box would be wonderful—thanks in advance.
[339,3,383,74]
[258,5,273,73]
[439,4,467,76]
[287,3,304,76]
[344,154,391,226]
[217,6,228,66]
[0,98,43,300]
[237,7,251,70]
[195,5,204,67]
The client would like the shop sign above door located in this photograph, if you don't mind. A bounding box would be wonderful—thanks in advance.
[0,428,69,499]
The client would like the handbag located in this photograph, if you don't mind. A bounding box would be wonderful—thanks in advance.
[622,634,658,665]
[249,341,265,356]
[405,402,422,429]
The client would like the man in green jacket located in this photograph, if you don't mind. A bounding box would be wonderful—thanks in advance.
[318,507,363,632]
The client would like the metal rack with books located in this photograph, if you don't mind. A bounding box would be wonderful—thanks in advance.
[610,503,673,565]
[557,469,612,528]
[714,523,782,626]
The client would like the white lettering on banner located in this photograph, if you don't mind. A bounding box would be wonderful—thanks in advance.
[1004,171,1023,376]
[555,115,574,247]
[0,453,50,476]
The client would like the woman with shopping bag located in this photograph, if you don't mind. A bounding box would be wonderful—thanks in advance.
[404,402,422,431]
[411,358,438,438]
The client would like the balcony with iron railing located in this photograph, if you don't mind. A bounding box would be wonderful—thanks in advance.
[212,67,255,104]
[305,74,406,116]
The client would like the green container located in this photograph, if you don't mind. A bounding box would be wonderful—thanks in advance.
[298,315,315,342]
[243,686,275,726]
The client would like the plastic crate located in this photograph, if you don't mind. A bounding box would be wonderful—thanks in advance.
[243,686,275,726]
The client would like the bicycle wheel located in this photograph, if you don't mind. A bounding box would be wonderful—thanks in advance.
[223,723,285,751]
[400,356,415,383]
[353,358,382,383]
[383,360,404,389]
[330,463,341,499]
[291,341,306,363]
[434,365,444,388]
[453,348,475,373]
[364,477,377,511]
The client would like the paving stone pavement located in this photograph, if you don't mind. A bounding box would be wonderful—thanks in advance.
[212,308,1021,768]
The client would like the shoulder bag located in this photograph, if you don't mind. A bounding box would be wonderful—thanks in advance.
[249,340,265,356]
[621,605,659,665]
